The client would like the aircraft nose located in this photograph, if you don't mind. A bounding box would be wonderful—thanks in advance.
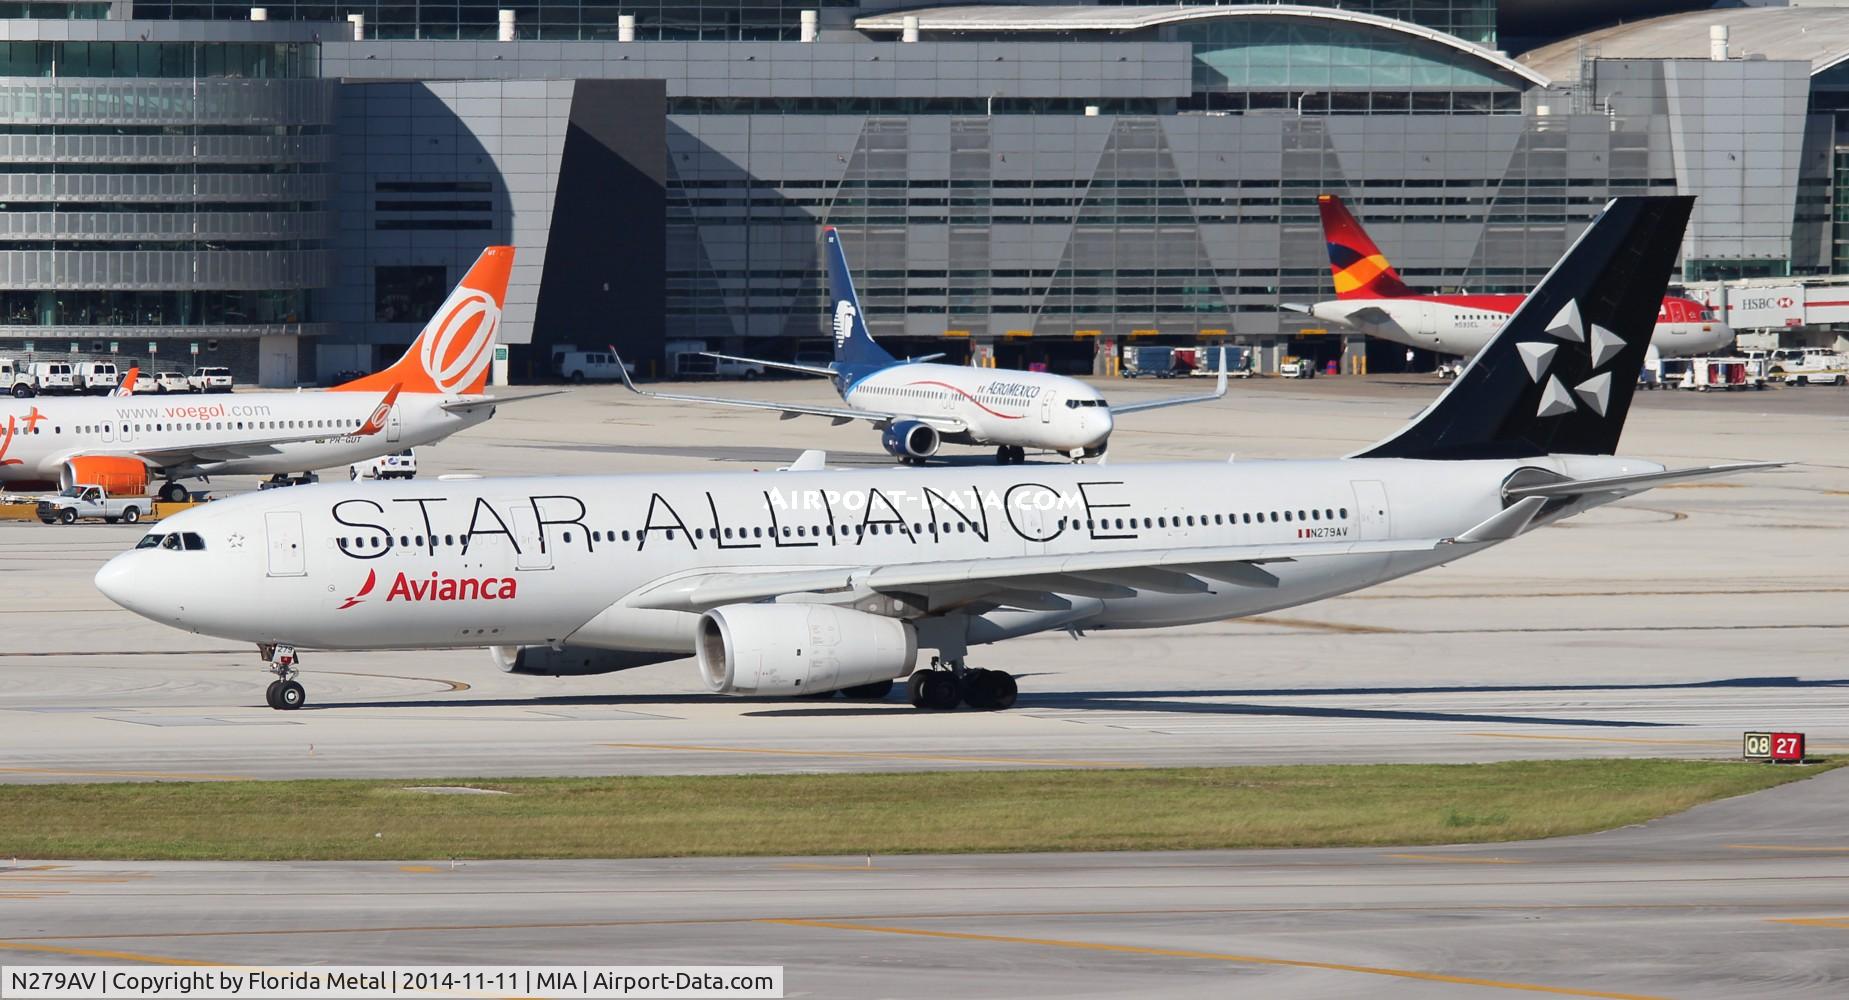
[95,552,184,625]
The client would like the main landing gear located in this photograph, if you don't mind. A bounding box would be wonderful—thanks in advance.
[156,481,191,503]
[908,658,1018,711]
[260,643,306,710]
[994,445,1026,465]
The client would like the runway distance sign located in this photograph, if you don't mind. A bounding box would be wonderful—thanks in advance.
[1742,731,1805,763]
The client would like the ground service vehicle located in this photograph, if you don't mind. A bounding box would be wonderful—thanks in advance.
[29,362,76,394]
[351,448,417,481]
[1,358,36,397]
[36,484,146,524]
[556,351,632,383]
[188,367,233,393]
[76,362,120,394]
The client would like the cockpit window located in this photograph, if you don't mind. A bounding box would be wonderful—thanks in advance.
[135,534,164,549]
[182,532,206,550]
[161,534,183,550]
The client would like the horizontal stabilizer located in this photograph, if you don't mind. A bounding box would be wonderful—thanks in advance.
[440,388,566,413]
[1504,462,1787,499]
[1450,496,1545,544]
[1279,303,1312,315]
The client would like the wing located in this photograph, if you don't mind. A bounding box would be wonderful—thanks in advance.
[615,354,965,431]
[440,389,568,413]
[700,352,838,378]
[1110,352,1229,416]
[624,530,1515,614]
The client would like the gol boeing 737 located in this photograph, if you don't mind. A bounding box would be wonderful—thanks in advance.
[97,197,1777,712]
[618,227,1226,465]
[1286,194,1734,359]
[0,248,548,501]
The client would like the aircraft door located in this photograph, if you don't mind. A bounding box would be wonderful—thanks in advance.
[387,403,402,443]
[510,505,553,570]
[1040,392,1054,424]
[264,510,307,577]
[1351,480,1390,540]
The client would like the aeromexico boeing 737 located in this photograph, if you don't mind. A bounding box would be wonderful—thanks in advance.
[1286,194,1733,359]
[0,248,549,501]
[97,196,1778,712]
[618,228,1226,465]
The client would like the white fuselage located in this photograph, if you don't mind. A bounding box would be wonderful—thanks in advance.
[842,363,1112,452]
[1308,300,1734,359]
[0,392,491,484]
[97,453,1652,662]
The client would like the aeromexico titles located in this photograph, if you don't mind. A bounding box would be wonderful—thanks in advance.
[619,227,1227,465]
[98,196,1781,713]
[1287,193,1734,359]
[0,248,550,501]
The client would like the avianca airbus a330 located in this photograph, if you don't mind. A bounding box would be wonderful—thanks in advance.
[98,197,1778,712]
[619,227,1226,465]
[0,247,546,501]
[1286,194,1733,359]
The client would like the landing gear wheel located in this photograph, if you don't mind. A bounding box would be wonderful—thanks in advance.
[989,671,1018,710]
[908,671,961,711]
[265,681,282,709]
[994,445,1026,465]
[841,679,894,701]
[963,669,1016,710]
[158,481,189,503]
[276,680,305,710]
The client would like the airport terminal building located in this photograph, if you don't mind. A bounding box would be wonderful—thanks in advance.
[1,0,1844,382]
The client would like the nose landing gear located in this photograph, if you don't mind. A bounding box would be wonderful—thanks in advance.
[907,658,1018,711]
[259,643,306,710]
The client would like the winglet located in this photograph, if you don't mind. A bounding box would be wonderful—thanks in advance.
[611,351,649,396]
[115,366,139,397]
[356,383,402,437]
[1449,497,1546,544]
[781,449,828,472]
[1212,347,1228,397]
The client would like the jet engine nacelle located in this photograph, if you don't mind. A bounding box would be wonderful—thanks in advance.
[880,419,940,460]
[490,644,683,677]
[696,603,917,697]
[61,456,149,497]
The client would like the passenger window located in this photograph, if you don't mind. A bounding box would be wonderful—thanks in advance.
[1284,512,1292,522]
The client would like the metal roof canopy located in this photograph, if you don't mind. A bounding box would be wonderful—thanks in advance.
[1519,6,1849,80]
[855,4,1552,87]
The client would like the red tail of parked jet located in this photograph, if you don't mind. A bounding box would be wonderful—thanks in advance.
[1319,193,1416,299]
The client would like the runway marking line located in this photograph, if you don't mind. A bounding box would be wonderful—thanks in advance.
[758,918,1668,999]
[1471,733,1849,753]
[1728,845,1849,854]
[0,765,251,781]
[775,863,881,871]
[601,742,1129,769]
[1771,917,1849,929]
[0,941,220,965]
[1384,854,1528,865]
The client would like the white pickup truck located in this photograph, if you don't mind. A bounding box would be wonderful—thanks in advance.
[36,485,149,525]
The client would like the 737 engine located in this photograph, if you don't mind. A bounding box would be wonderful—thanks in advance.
[696,603,917,697]
[880,419,940,461]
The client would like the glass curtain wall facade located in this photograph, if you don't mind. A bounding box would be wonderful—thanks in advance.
[0,24,335,376]
[128,0,859,40]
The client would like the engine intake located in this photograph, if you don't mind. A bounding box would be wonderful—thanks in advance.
[697,603,917,696]
[881,419,940,460]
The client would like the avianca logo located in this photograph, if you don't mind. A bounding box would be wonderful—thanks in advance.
[337,568,376,610]
[421,285,500,394]
[833,299,857,349]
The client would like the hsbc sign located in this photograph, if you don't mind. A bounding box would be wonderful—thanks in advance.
[1725,284,1805,329]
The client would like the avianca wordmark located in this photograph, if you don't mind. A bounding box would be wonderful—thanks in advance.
[387,571,518,603]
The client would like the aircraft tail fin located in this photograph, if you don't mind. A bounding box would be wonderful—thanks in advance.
[1319,194,1417,299]
[333,246,514,396]
[1355,196,1694,460]
[823,228,896,369]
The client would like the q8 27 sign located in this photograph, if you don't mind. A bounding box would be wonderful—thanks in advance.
[1742,731,1805,763]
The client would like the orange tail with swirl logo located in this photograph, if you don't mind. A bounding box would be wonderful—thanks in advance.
[333,246,514,395]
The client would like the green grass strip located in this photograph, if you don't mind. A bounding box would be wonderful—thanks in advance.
[0,758,1831,861]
